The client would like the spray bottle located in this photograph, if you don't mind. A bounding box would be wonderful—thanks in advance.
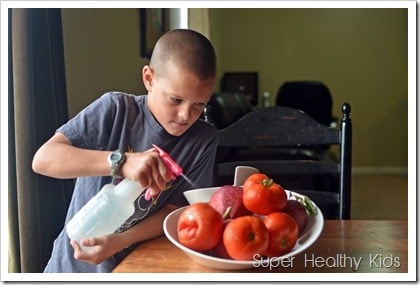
[65,144,182,251]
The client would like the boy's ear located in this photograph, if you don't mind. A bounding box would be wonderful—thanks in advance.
[142,65,154,90]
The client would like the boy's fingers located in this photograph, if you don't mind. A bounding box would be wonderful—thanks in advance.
[70,240,88,260]
[145,187,160,201]
[81,237,98,247]
[70,240,80,251]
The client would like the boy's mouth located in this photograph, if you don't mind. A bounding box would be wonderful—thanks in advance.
[173,121,189,127]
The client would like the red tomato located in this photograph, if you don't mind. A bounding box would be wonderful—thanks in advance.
[242,173,287,215]
[209,219,232,259]
[223,215,269,260]
[263,212,299,257]
[177,203,223,252]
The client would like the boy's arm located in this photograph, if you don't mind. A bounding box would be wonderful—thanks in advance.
[32,132,171,194]
[32,132,111,179]
[70,203,180,265]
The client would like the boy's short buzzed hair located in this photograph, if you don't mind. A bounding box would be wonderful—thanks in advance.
[150,29,217,80]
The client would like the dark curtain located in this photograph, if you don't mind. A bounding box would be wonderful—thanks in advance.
[9,8,74,273]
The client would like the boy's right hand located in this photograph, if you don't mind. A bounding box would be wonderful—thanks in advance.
[120,148,173,197]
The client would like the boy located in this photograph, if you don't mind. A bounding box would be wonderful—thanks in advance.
[32,29,218,272]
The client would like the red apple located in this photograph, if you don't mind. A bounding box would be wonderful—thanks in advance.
[283,199,308,234]
[208,185,251,219]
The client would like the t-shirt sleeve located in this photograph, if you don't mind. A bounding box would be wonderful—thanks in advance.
[57,92,124,150]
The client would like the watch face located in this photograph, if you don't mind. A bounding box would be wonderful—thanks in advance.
[110,152,122,163]
[108,150,125,178]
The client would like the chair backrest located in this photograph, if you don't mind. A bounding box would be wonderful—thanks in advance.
[215,103,352,220]
[276,81,334,127]
[207,92,252,129]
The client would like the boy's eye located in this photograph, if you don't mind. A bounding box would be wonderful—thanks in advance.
[170,97,206,108]
[170,97,183,104]
[195,102,206,108]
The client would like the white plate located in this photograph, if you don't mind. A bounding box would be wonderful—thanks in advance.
[164,189,324,270]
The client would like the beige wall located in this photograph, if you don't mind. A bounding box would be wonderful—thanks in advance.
[61,8,408,171]
[209,8,408,171]
[61,8,148,117]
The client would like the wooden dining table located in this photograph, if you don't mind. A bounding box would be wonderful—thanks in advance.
[112,220,409,276]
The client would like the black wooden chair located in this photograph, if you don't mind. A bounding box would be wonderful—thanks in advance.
[214,103,352,220]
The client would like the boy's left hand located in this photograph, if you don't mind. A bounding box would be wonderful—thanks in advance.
[70,234,121,265]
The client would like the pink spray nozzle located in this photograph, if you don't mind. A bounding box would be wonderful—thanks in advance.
[145,144,183,201]
[152,144,183,177]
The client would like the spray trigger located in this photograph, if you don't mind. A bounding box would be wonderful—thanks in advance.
[144,145,183,201]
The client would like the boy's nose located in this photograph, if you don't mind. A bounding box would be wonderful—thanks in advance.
[178,105,192,120]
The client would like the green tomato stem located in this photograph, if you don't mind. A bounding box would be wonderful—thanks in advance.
[262,178,273,187]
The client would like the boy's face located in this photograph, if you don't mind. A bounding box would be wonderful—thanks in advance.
[143,61,215,136]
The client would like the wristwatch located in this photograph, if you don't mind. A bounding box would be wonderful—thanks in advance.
[107,150,126,178]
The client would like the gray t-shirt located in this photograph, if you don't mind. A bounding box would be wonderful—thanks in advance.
[44,92,218,272]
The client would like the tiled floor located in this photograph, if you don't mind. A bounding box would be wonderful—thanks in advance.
[351,174,408,220]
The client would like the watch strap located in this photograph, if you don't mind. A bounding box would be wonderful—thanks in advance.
[108,150,125,178]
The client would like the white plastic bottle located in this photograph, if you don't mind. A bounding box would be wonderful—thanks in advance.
[66,179,144,251]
